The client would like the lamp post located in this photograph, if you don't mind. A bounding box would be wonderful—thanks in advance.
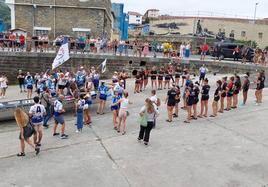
[253,2,259,24]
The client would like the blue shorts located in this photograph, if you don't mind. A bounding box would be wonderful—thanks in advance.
[27,85,33,90]
[99,94,107,101]
[111,105,119,111]
[54,115,65,125]
[32,116,43,125]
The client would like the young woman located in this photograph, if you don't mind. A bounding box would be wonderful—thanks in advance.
[76,94,85,133]
[25,74,34,99]
[150,66,158,90]
[84,94,92,125]
[219,77,227,113]
[174,66,181,86]
[184,83,194,123]
[226,76,235,111]
[165,85,177,123]
[255,71,265,106]
[158,67,164,90]
[181,68,188,87]
[164,69,171,89]
[111,91,121,130]
[173,86,181,118]
[143,41,149,57]
[134,74,141,94]
[210,80,222,117]
[112,92,132,135]
[138,98,159,145]
[198,78,210,118]
[97,81,110,115]
[139,70,144,92]
[232,75,241,109]
[0,74,8,98]
[242,75,250,105]
[14,108,40,157]
[143,67,149,90]
[192,82,200,120]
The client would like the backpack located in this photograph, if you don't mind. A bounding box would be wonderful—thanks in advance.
[156,98,161,107]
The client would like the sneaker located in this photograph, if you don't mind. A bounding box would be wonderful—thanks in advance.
[60,134,69,139]
[17,152,25,157]
[144,142,148,146]
[35,147,40,155]
[75,130,80,133]
[53,133,60,136]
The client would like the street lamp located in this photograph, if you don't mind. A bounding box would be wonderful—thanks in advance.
[253,2,259,24]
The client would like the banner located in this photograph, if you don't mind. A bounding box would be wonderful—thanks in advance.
[101,59,107,73]
[52,37,70,70]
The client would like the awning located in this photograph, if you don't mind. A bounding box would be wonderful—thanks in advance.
[72,28,91,32]
[33,27,51,31]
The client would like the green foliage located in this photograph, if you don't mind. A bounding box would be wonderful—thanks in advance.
[235,39,258,48]
[0,2,11,30]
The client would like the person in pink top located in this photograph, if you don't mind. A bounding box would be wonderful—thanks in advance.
[143,41,149,57]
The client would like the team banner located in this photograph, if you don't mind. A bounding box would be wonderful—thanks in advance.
[52,37,70,70]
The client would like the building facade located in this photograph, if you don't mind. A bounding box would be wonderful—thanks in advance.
[128,11,142,26]
[150,16,268,48]
[144,9,159,19]
[5,0,112,38]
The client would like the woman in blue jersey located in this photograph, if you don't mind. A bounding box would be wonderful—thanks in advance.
[97,81,110,115]
[76,94,85,133]
[111,91,121,130]
[25,74,34,99]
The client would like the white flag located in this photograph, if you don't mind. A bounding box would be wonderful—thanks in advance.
[101,59,107,73]
[52,37,70,70]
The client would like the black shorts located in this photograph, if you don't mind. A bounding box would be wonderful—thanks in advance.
[201,95,209,101]
[175,75,180,79]
[158,76,163,81]
[227,93,233,97]
[151,76,157,80]
[193,98,199,105]
[214,96,220,102]
[233,90,239,95]
[135,80,140,84]
[221,93,226,98]
[199,73,205,81]
[176,99,180,104]
[58,85,65,90]
[182,76,186,79]
[187,99,194,106]
[167,100,176,107]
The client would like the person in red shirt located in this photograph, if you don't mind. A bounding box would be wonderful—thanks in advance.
[233,46,240,61]
[225,76,235,111]
[200,43,209,60]
[19,34,26,51]
[9,32,15,51]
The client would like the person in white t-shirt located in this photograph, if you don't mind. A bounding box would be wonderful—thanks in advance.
[0,74,8,98]
[29,96,46,147]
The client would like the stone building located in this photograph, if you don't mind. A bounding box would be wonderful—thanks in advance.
[5,0,112,38]
[150,16,268,48]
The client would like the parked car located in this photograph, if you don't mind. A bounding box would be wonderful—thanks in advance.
[211,42,255,62]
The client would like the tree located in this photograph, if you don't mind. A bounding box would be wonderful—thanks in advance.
[0,2,11,30]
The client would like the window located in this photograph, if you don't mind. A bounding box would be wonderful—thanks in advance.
[258,32,263,39]
[241,31,246,37]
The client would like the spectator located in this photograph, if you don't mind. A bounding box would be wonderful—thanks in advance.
[200,43,209,60]
[233,46,240,61]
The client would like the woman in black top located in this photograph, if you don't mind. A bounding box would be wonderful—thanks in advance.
[174,66,181,86]
[165,85,177,122]
[158,67,164,90]
[150,66,158,90]
[164,69,171,89]
[173,86,181,118]
[219,77,227,113]
[211,80,222,117]
[232,75,241,109]
[255,71,265,105]
[198,78,210,118]
[143,67,149,90]
[242,75,250,105]
[192,82,200,120]
[184,83,195,123]
[139,70,144,92]
[134,74,141,94]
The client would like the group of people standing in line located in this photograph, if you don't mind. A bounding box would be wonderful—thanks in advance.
[11,64,266,157]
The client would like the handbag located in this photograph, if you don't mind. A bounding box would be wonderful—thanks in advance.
[138,115,147,127]
[24,122,36,138]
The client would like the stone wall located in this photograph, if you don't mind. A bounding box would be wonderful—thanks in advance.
[0,52,267,84]
[13,0,112,38]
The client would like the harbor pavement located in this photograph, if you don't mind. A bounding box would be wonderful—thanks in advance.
[0,75,268,187]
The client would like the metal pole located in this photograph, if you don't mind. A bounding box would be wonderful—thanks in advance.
[253,2,258,24]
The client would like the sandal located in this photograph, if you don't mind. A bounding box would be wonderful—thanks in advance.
[210,115,216,118]
[184,120,190,123]
[17,152,25,157]
[122,131,126,135]
[166,120,172,123]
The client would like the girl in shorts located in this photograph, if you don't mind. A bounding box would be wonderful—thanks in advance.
[165,85,177,123]
[111,91,121,130]
[97,81,110,115]
[192,82,200,120]
[84,94,92,125]
[150,66,158,90]
[184,83,195,123]
[173,86,181,118]
[158,67,164,90]
[164,69,171,89]
[134,74,141,94]
[226,76,234,111]
[198,78,210,118]
[232,75,241,109]
[25,75,34,99]
[112,92,132,135]
[211,80,222,117]
[242,75,250,105]
[219,77,227,113]
[174,66,181,86]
